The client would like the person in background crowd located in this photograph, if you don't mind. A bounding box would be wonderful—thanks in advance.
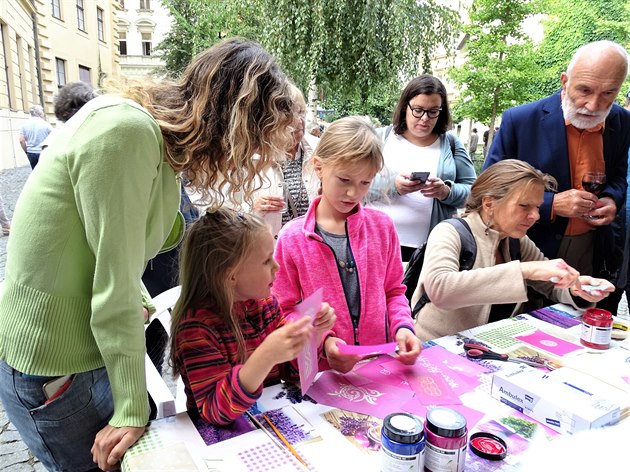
[274,116,421,374]
[19,105,52,169]
[468,127,479,161]
[308,121,322,137]
[171,209,335,426]
[41,81,98,151]
[251,84,320,238]
[0,38,296,471]
[413,160,613,342]
[0,196,10,235]
[370,74,476,261]
[482,128,489,158]
[484,40,629,313]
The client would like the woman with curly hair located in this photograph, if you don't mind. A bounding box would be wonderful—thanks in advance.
[0,38,294,471]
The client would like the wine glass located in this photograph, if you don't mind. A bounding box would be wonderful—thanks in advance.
[581,172,605,220]
[581,172,606,195]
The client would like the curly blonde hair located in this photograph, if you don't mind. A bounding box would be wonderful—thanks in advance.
[121,38,294,208]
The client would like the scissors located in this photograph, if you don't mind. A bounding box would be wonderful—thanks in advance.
[463,343,549,369]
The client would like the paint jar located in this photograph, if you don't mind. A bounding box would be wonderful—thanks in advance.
[580,308,613,350]
[424,407,467,472]
[381,413,425,472]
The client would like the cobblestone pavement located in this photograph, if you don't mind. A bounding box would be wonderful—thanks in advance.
[0,166,46,471]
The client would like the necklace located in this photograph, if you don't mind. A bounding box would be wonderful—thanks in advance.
[337,246,356,273]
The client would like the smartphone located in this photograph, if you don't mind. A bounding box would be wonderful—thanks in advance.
[410,171,430,183]
[43,375,73,402]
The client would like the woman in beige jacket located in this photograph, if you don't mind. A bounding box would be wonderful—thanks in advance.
[412,159,613,342]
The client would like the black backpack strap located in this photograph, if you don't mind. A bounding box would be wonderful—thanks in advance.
[411,218,477,318]
[508,237,521,261]
[444,218,477,271]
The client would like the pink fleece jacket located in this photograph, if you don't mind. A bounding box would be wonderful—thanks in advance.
[273,197,414,355]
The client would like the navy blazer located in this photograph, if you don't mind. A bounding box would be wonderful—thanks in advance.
[484,91,630,260]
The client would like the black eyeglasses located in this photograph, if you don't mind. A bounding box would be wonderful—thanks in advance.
[407,103,442,119]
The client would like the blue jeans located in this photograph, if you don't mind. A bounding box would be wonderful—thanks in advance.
[0,361,114,471]
[26,152,40,169]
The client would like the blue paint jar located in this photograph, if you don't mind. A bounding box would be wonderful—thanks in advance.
[381,412,425,472]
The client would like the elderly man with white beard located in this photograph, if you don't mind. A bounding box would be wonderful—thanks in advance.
[484,41,630,297]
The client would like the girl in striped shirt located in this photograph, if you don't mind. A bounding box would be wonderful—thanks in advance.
[170,209,335,425]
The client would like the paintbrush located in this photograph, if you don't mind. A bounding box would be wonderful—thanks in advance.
[245,411,309,469]
[262,413,310,469]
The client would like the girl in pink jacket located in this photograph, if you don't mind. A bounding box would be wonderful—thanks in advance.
[274,116,422,373]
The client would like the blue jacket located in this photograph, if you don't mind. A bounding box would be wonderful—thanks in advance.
[485,91,630,260]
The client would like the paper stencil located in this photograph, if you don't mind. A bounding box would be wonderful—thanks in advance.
[296,288,323,395]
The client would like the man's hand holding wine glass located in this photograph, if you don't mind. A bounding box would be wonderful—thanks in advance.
[580,171,616,225]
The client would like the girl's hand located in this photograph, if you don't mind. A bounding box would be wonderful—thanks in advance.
[259,316,312,365]
[520,259,580,289]
[313,303,336,339]
[394,328,422,365]
[324,337,362,373]
[253,195,285,215]
[419,177,450,201]
[570,276,615,302]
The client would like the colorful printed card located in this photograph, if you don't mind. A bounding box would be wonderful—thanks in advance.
[515,330,583,357]
[296,288,323,395]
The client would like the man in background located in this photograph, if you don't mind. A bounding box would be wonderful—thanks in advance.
[485,41,629,311]
[468,127,479,160]
[19,105,51,170]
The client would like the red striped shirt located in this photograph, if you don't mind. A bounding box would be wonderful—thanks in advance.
[174,296,298,425]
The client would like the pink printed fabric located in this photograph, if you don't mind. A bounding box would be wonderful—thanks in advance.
[308,370,414,419]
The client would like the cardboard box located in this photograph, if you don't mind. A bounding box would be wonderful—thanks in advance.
[491,366,624,434]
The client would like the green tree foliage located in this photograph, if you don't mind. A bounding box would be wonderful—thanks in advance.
[157,0,460,124]
[254,0,460,124]
[535,0,630,99]
[155,0,253,76]
[449,0,541,140]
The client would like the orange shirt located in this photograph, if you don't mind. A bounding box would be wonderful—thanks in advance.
[564,121,605,236]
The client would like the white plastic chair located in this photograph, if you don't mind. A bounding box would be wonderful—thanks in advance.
[145,285,181,419]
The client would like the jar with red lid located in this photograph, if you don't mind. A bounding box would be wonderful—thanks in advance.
[580,308,613,350]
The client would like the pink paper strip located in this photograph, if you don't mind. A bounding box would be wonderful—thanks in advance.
[296,288,323,395]
[308,370,414,419]
[336,342,398,357]
[405,372,462,406]
[515,330,583,357]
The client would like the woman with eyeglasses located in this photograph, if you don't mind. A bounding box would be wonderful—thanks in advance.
[371,75,476,261]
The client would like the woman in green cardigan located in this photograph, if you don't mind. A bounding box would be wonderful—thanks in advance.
[0,38,295,472]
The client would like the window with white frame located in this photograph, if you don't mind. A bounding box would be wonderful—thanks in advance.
[76,0,85,32]
[56,57,67,88]
[119,31,127,55]
[139,0,151,10]
[141,32,152,56]
[97,8,105,41]
[52,0,62,19]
